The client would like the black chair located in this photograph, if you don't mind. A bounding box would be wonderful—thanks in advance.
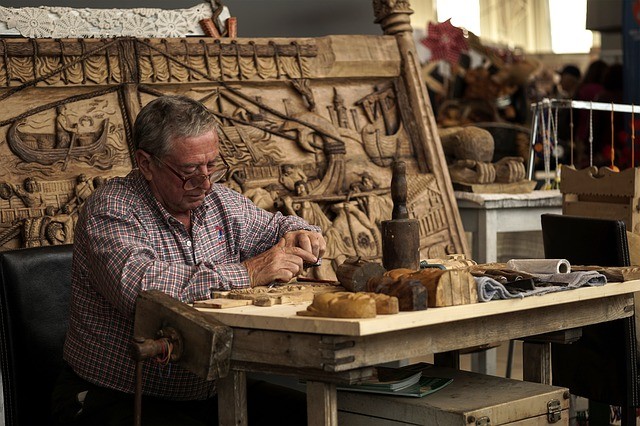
[541,213,638,425]
[0,245,73,426]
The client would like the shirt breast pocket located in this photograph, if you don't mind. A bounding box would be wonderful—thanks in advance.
[200,226,237,264]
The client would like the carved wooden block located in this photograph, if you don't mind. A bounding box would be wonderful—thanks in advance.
[384,268,478,307]
[368,275,428,311]
[0,1,469,281]
[336,257,386,292]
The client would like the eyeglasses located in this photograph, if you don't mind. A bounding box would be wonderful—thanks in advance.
[153,154,229,191]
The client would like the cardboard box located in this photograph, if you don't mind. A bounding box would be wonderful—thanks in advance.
[338,364,569,425]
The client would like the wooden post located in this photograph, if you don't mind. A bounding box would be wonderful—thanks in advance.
[522,341,552,385]
[217,370,248,426]
[372,0,470,258]
[307,381,338,426]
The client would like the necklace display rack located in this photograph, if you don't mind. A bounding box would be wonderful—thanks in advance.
[528,98,640,233]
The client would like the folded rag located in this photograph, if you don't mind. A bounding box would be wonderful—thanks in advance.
[476,270,607,302]
[476,276,523,302]
[532,270,607,288]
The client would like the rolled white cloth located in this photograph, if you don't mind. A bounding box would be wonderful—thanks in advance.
[507,258,571,274]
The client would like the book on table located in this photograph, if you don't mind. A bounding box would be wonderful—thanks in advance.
[337,362,453,398]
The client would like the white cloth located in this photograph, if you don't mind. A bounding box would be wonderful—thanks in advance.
[476,270,607,302]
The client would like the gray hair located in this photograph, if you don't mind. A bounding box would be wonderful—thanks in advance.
[133,95,219,158]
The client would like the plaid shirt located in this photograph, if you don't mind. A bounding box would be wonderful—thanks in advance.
[64,169,318,400]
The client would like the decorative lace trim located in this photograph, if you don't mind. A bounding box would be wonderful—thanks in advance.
[0,4,212,38]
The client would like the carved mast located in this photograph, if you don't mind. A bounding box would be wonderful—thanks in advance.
[373,0,470,257]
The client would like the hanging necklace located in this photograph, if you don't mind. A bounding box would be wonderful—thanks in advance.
[588,101,594,168]
[569,104,574,167]
[610,102,618,171]
[540,104,552,189]
[632,104,636,168]
[552,106,560,187]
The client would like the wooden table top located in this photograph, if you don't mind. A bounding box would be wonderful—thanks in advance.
[196,279,640,337]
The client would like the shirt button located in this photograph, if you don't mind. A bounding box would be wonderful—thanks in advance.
[186,240,192,247]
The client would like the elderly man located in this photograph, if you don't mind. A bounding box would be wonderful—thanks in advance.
[53,95,326,425]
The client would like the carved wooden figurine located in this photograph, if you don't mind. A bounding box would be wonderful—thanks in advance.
[297,292,377,318]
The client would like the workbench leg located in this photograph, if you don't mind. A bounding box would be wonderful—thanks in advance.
[477,210,498,264]
[434,350,460,369]
[522,341,551,384]
[217,370,248,426]
[471,347,497,376]
[306,380,338,426]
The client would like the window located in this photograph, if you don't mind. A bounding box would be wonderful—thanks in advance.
[549,0,595,53]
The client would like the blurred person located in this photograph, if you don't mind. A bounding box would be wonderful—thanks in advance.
[574,60,608,167]
[555,64,582,99]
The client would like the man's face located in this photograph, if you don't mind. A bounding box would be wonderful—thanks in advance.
[148,130,220,217]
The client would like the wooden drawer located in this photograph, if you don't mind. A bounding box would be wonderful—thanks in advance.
[338,364,569,425]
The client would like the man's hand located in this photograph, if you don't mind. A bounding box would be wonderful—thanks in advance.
[242,238,319,287]
[283,230,326,261]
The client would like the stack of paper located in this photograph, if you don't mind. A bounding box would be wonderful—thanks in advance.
[337,363,453,398]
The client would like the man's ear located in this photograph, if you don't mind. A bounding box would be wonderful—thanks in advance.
[135,150,153,181]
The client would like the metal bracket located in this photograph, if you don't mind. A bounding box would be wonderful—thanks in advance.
[475,416,491,426]
[547,399,562,423]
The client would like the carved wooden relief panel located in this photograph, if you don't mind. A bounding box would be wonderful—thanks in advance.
[0,1,468,279]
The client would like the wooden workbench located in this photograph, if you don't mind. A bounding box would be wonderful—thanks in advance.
[197,279,640,426]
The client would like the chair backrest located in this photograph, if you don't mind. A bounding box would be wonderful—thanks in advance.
[541,213,630,267]
[540,213,637,407]
[0,244,73,426]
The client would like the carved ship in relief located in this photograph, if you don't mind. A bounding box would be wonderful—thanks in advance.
[7,118,110,165]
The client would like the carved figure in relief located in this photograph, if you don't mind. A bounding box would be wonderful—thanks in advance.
[329,201,381,261]
[55,105,78,149]
[64,174,96,212]
[44,207,75,246]
[350,172,393,228]
[22,206,75,247]
[282,181,332,232]
[244,184,281,213]
[279,164,308,192]
[0,184,12,201]
[282,181,337,280]
[11,177,45,208]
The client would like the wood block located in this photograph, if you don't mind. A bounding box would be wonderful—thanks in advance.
[408,269,478,307]
[385,268,478,307]
[368,292,399,315]
[368,276,427,311]
[193,298,252,309]
[336,258,385,292]
[297,292,377,318]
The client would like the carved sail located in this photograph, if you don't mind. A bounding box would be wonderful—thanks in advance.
[7,119,110,165]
